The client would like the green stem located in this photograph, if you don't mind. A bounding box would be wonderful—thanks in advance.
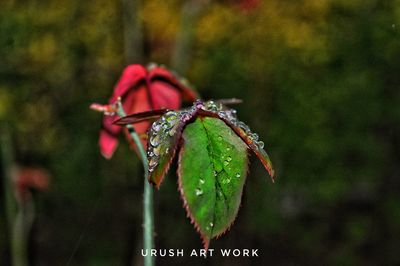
[1,126,28,266]
[116,101,154,266]
[12,203,32,266]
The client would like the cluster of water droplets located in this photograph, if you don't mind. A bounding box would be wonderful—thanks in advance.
[147,99,266,174]
[195,176,205,197]
[147,110,180,173]
[206,221,214,231]
[197,174,214,232]
[201,100,265,151]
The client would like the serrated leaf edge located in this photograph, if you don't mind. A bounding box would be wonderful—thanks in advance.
[177,142,211,250]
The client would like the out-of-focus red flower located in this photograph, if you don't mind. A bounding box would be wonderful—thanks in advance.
[91,64,198,159]
[14,167,50,203]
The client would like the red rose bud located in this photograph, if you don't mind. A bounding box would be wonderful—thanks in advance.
[93,64,198,159]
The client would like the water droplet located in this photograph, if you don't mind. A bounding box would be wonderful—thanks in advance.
[165,147,170,154]
[218,111,227,118]
[205,100,219,111]
[226,147,231,151]
[199,178,205,184]
[206,226,210,231]
[195,188,203,196]
[150,134,160,147]
[251,133,259,141]
[181,112,191,122]
[153,146,161,156]
[230,118,239,126]
[213,171,218,177]
[165,111,177,120]
[257,141,264,149]
[236,173,241,178]
[195,99,204,109]
[223,161,229,166]
[210,222,214,227]
[226,156,232,162]
[149,157,158,171]
[152,122,162,132]
[168,124,179,136]
[226,178,231,184]
[238,121,250,132]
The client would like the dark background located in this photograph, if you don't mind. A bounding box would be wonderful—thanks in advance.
[1,0,400,265]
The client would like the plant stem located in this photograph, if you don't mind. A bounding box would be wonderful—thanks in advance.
[121,0,144,64]
[171,0,210,75]
[116,101,154,266]
[1,126,28,266]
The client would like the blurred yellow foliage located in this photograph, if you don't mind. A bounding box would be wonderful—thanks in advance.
[0,88,11,119]
[28,33,57,65]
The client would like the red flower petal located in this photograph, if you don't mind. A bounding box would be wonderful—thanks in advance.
[149,67,198,102]
[99,129,119,159]
[97,64,198,159]
[150,81,181,110]
[110,65,147,102]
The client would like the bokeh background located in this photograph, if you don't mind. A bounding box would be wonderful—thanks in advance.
[1,0,400,265]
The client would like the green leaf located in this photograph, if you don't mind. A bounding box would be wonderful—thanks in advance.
[147,111,184,188]
[178,116,248,249]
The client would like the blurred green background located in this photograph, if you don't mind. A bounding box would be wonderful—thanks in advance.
[1,0,400,265]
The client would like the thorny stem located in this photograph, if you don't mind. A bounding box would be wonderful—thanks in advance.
[115,100,154,266]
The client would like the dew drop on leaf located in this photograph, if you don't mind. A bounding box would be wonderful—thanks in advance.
[165,111,178,122]
[205,100,218,111]
[152,122,162,132]
[168,124,179,136]
[251,133,259,141]
[149,157,158,172]
[150,134,160,147]
[195,188,203,196]
[153,146,161,156]
[149,157,157,166]
[226,156,232,162]
[218,111,227,118]
[237,121,250,132]
[236,173,241,178]
[257,141,264,149]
